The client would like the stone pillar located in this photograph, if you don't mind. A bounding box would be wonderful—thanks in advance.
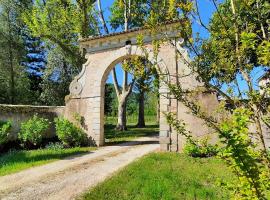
[159,83,171,151]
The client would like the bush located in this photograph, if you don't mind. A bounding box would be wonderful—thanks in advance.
[184,137,218,158]
[18,115,50,147]
[0,121,12,146]
[54,117,87,147]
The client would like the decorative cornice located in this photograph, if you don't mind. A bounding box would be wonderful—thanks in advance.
[79,21,183,54]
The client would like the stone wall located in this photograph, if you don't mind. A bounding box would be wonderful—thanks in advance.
[0,104,64,140]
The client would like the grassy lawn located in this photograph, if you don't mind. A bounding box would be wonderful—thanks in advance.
[81,153,235,200]
[0,147,96,176]
[104,115,158,144]
[104,124,158,144]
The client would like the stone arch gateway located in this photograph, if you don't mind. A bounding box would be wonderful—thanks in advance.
[64,22,219,151]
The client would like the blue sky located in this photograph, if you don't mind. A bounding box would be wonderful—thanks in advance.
[101,0,218,85]
[99,0,264,92]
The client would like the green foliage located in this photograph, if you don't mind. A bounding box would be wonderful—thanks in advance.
[258,41,270,66]
[21,0,98,106]
[18,115,50,147]
[104,84,116,116]
[147,0,270,199]
[184,137,218,158]
[109,0,148,30]
[104,83,158,117]
[22,0,96,67]
[39,47,78,106]
[218,108,270,199]
[0,0,35,104]
[165,112,194,142]
[166,108,270,199]
[166,112,218,158]
[54,117,87,147]
[0,121,12,146]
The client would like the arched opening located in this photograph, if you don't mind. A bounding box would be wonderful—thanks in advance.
[102,58,159,145]
[99,48,170,146]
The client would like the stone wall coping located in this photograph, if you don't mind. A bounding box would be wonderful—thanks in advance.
[0,104,65,113]
[79,21,182,54]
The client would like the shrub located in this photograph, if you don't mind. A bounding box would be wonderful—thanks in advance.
[184,137,218,158]
[54,117,87,147]
[0,121,12,146]
[18,115,50,147]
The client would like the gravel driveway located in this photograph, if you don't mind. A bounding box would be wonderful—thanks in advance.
[0,136,159,200]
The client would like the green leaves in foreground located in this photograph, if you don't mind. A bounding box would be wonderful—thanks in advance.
[165,108,270,199]
[219,108,270,200]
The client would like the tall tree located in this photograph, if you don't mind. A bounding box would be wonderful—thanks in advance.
[39,46,79,106]
[96,0,153,130]
[23,0,97,68]
[22,31,46,104]
[23,0,97,105]
[0,0,34,104]
[133,60,155,127]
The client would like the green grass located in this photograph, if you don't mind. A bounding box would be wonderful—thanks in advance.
[105,115,157,126]
[105,124,159,144]
[81,153,235,200]
[104,115,159,144]
[0,147,96,176]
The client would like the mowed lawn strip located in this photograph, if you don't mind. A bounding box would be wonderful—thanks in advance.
[81,153,234,200]
[0,147,96,176]
[105,124,159,144]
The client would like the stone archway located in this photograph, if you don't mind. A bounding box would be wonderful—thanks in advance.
[64,22,218,151]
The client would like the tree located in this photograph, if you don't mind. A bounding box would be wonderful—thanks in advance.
[0,0,34,104]
[133,60,154,128]
[143,0,270,198]
[21,31,46,104]
[96,0,156,130]
[23,0,98,105]
[104,83,115,116]
[39,46,79,106]
[22,0,97,68]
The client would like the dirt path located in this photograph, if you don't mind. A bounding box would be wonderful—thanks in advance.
[0,136,159,200]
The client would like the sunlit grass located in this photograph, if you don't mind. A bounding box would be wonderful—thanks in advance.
[104,115,158,144]
[81,153,235,200]
[0,147,96,176]
[105,123,158,144]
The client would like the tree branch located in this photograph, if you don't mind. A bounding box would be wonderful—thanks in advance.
[193,0,209,32]
[97,0,109,34]
[126,77,136,97]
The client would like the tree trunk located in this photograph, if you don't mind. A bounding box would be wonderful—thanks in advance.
[156,98,160,124]
[137,91,145,128]
[7,10,15,104]
[116,98,127,130]
[98,0,135,131]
